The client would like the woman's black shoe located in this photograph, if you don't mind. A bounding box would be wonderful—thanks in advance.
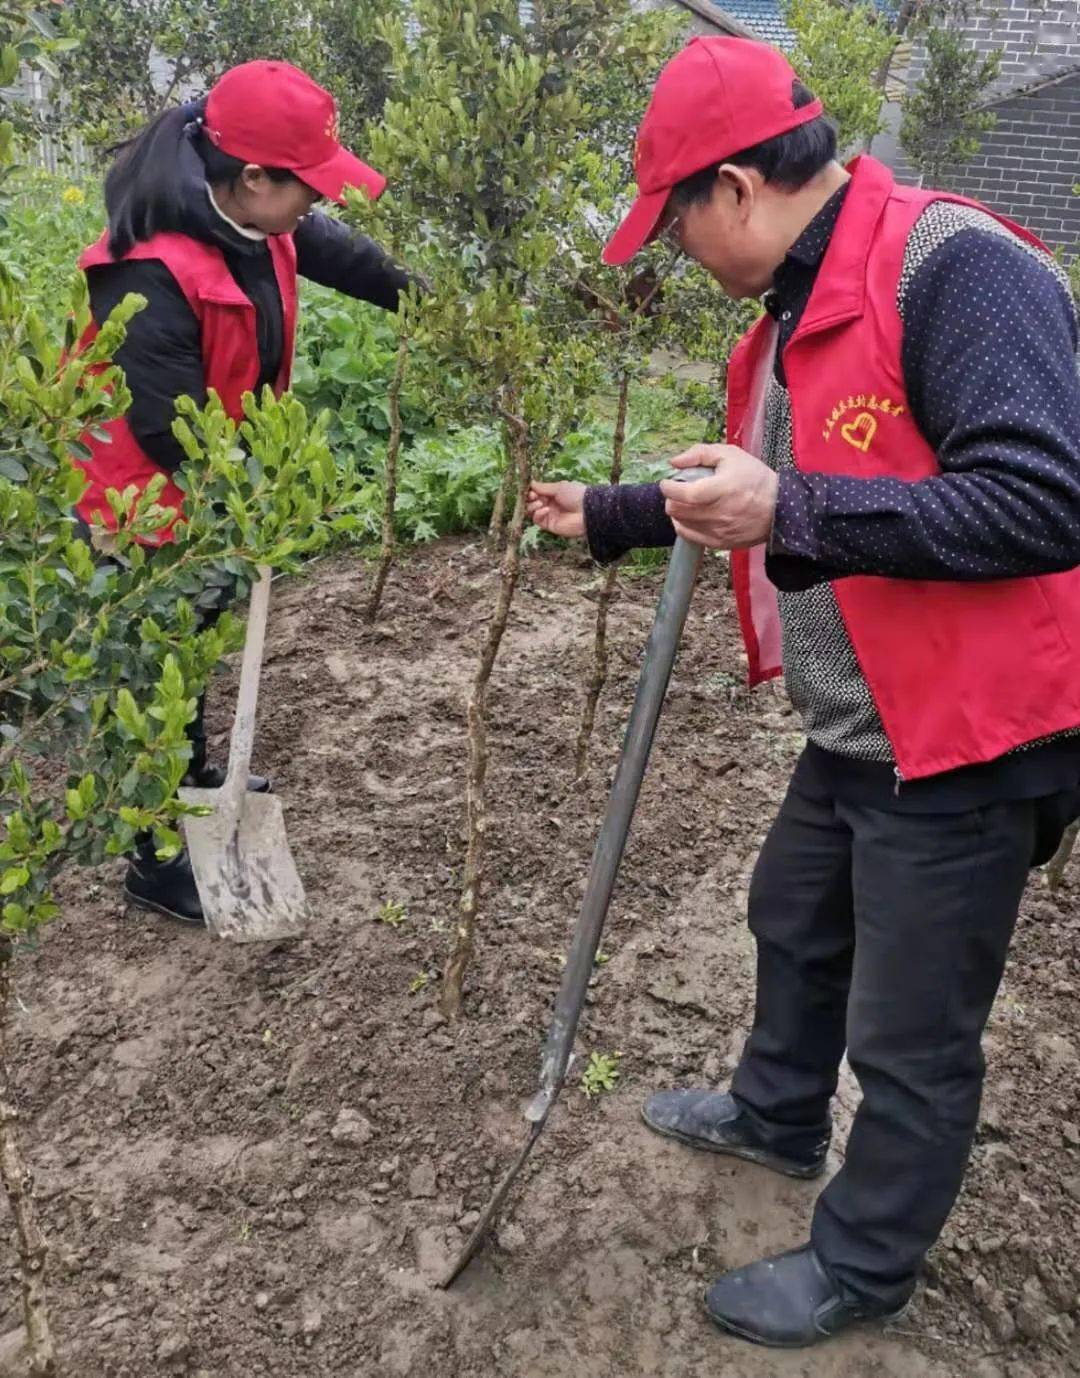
[124,848,205,926]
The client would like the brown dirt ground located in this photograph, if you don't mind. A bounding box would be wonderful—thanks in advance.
[1,538,1077,1378]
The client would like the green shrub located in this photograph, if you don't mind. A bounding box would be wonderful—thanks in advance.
[0,173,102,317]
[344,383,692,549]
[292,284,434,460]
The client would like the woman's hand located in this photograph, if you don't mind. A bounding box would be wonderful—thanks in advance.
[526,480,587,540]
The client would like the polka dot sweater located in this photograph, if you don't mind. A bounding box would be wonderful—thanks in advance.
[582,187,1080,805]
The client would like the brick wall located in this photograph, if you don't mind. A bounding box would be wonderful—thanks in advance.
[928,69,1080,254]
[906,0,1080,97]
[896,0,1080,254]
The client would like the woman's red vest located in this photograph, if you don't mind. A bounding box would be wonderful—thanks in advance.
[730,156,1080,781]
[73,229,299,544]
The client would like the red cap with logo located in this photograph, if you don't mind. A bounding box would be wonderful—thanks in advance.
[204,60,386,205]
[603,37,823,266]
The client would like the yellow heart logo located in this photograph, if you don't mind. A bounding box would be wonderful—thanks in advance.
[841,412,877,453]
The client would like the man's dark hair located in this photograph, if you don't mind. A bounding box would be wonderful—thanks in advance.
[671,81,838,208]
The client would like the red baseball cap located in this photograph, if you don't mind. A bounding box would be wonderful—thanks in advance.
[204,60,386,205]
[603,37,823,266]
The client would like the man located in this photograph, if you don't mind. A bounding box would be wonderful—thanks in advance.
[528,36,1080,1350]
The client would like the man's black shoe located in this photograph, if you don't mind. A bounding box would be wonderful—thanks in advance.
[182,763,272,793]
[704,1244,911,1349]
[124,849,205,926]
[642,1090,827,1179]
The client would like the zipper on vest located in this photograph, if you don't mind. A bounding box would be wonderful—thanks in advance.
[894,767,904,797]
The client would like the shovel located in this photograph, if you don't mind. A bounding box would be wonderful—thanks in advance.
[440,466,713,1287]
[179,566,308,943]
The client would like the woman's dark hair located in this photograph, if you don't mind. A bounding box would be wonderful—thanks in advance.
[105,99,297,257]
[671,81,838,209]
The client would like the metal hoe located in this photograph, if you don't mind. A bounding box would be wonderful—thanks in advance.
[440,467,713,1287]
[180,566,309,943]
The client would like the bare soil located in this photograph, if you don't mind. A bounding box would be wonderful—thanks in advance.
[1,539,1077,1378]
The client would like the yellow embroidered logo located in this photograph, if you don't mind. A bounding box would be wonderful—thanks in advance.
[821,394,906,445]
[325,109,340,142]
[841,412,877,453]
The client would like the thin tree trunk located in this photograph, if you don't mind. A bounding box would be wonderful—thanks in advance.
[488,443,516,552]
[0,941,56,1376]
[442,398,531,1020]
[574,371,631,780]
[1047,820,1080,892]
[366,337,409,624]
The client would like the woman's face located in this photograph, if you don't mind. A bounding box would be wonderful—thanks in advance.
[229,167,321,235]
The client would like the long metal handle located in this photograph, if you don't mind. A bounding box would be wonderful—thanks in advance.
[528,466,712,1121]
[439,466,715,1289]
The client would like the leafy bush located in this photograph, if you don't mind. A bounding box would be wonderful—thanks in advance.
[341,380,694,549]
[340,425,503,546]
[292,284,434,461]
[0,172,102,317]
[787,0,894,154]
[900,26,1000,186]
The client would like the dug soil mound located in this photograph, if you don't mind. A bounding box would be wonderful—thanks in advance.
[2,540,1077,1376]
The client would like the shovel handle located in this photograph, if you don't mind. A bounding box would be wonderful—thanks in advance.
[533,466,714,1113]
[441,468,715,1288]
[221,565,273,825]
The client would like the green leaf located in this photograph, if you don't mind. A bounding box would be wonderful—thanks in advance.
[0,455,28,482]
[27,11,59,40]
[0,46,19,87]
[153,828,182,861]
[114,689,148,742]
[2,903,28,931]
[0,869,29,896]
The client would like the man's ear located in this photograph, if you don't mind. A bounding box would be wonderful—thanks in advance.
[717,164,759,216]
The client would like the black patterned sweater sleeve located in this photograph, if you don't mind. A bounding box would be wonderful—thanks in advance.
[770,214,1080,582]
[582,481,675,564]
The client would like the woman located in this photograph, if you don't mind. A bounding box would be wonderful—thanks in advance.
[75,59,410,926]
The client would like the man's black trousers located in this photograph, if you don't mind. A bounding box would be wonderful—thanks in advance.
[730,749,1077,1310]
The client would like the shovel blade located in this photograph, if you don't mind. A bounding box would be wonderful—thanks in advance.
[180,787,308,943]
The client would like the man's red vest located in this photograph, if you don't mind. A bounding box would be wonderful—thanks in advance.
[730,155,1080,782]
[73,229,299,544]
